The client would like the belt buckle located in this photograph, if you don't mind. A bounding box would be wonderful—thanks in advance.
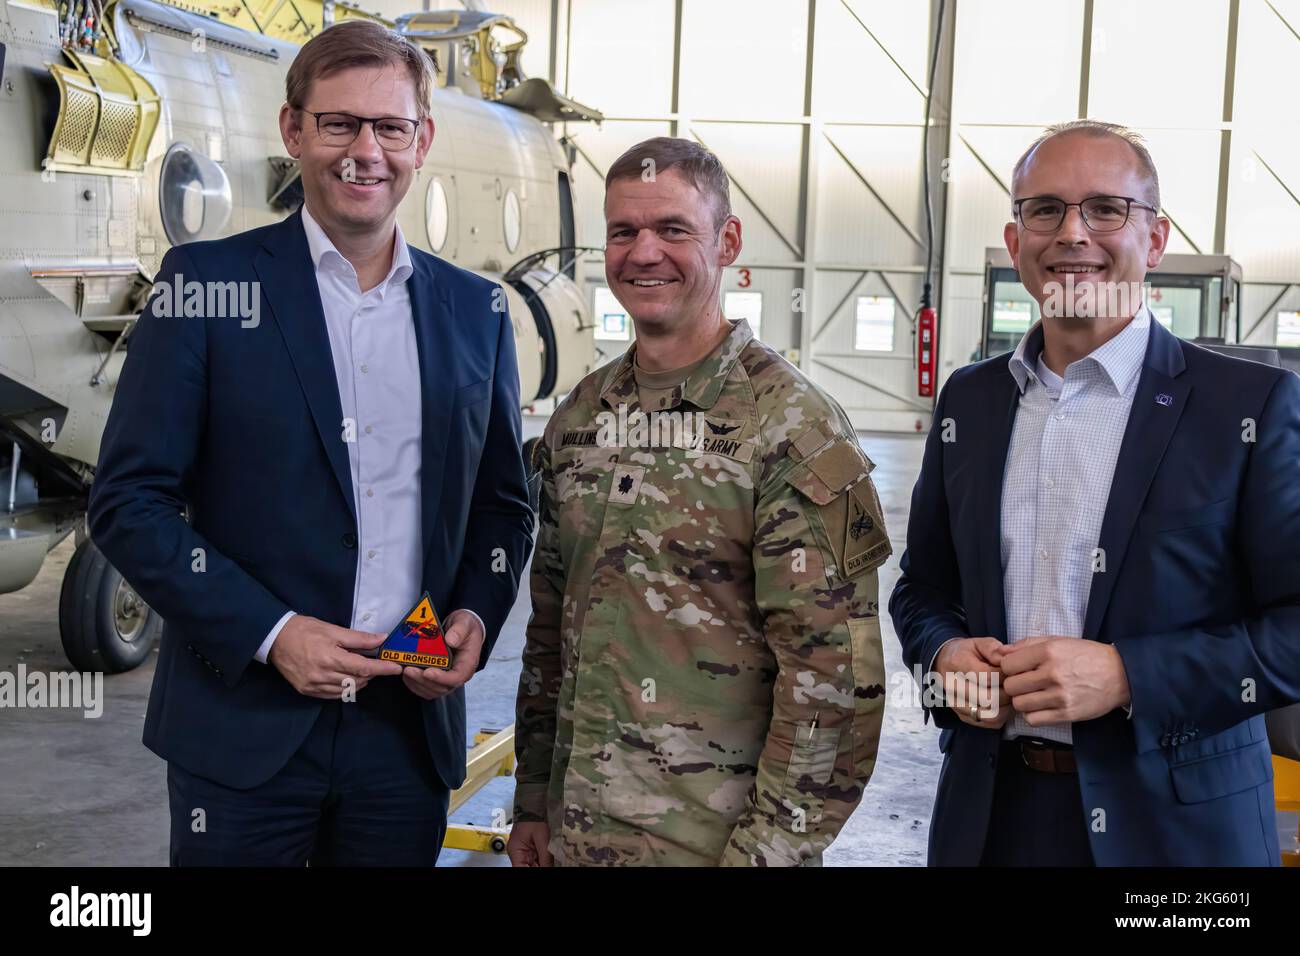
[1018,736,1055,772]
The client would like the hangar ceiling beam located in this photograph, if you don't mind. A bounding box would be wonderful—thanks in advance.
[1213,0,1240,256]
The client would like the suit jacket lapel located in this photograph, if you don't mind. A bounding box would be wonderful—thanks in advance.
[1082,320,1190,641]
[254,210,356,523]
[408,258,454,563]
[981,366,1020,642]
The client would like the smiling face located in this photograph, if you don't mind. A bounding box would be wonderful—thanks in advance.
[279,63,433,240]
[603,169,741,335]
[1005,131,1169,325]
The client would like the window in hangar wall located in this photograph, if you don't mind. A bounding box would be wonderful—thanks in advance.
[593,286,631,341]
[1278,311,1300,348]
[723,291,762,340]
[854,295,896,352]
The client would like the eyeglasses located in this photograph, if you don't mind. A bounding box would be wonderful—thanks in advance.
[1013,195,1159,233]
[302,110,419,150]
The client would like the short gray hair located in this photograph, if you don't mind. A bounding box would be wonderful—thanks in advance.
[1012,120,1160,210]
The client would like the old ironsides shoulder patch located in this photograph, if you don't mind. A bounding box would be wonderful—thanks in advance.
[843,484,891,577]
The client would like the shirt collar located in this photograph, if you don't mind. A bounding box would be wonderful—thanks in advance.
[598,318,756,411]
[300,203,413,293]
[1008,304,1152,396]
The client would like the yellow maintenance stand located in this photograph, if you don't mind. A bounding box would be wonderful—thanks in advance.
[443,727,516,855]
[1274,756,1300,867]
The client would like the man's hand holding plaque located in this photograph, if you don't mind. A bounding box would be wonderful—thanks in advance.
[270,617,403,698]
[400,608,484,700]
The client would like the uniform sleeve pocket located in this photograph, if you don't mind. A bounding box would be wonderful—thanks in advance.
[782,723,841,797]
[784,438,891,581]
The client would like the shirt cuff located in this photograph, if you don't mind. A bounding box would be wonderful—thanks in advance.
[459,608,486,639]
[255,611,297,664]
[929,637,962,677]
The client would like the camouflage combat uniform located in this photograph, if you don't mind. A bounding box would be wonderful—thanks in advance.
[513,319,889,866]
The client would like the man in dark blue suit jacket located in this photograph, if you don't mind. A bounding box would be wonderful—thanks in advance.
[88,22,533,865]
[891,120,1300,866]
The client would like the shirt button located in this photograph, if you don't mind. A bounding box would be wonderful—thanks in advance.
[360,364,369,374]
[1043,477,1054,488]
[367,549,377,559]
[362,613,371,623]
[366,488,374,498]
[365,426,373,435]
[1038,548,1049,561]
[1055,412,1065,420]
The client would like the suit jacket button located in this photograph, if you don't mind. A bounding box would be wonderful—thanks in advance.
[342,532,357,549]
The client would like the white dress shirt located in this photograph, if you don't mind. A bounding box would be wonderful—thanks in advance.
[255,204,426,661]
[999,307,1151,742]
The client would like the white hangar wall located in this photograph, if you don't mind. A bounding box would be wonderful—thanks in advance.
[369,0,1300,433]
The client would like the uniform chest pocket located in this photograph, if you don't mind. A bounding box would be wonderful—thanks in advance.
[553,446,616,502]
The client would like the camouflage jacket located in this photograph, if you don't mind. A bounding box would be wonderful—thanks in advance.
[513,319,889,866]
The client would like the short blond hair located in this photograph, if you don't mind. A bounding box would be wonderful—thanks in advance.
[1012,120,1161,209]
[285,19,436,121]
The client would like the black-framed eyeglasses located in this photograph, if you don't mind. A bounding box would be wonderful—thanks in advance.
[1013,195,1159,233]
[302,110,419,150]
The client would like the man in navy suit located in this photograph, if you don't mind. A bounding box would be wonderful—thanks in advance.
[891,120,1300,866]
[88,21,533,865]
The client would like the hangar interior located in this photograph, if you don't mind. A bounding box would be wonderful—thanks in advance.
[385,0,1300,432]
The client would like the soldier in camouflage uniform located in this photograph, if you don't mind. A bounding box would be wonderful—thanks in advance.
[509,138,889,867]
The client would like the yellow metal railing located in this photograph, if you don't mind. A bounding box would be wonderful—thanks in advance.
[443,727,516,856]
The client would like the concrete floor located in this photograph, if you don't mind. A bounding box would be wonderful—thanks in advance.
[3,426,1290,866]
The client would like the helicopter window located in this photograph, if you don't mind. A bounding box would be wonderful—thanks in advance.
[425,177,449,253]
[159,143,232,246]
[503,188,521,253]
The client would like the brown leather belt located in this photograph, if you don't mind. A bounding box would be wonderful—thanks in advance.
[1014,737,1077,774]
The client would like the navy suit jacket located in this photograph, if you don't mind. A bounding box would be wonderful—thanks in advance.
[88,210,534,791]
[890,319,1300,866]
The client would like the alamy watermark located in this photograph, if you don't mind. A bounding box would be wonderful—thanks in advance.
[889,663,1001,718]
[0,664,103,718]
[150,274,260,329]
[1041,275,1147,320]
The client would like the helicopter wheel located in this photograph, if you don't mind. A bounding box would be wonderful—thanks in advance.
[59,537,162,673]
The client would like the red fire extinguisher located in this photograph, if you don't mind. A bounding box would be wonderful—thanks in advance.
[917,306,937,397]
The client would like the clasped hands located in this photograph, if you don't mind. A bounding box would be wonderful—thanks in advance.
[934,635,1131,730]
[268,609,485,701]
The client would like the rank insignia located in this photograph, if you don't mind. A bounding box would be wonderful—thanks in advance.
[378,593,452,669]
[609,464,645,505]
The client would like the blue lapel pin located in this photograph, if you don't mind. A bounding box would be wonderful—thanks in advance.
[1155,393,1173,407]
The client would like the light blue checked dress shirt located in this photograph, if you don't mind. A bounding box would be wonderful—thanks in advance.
[1001,307,1151,743]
